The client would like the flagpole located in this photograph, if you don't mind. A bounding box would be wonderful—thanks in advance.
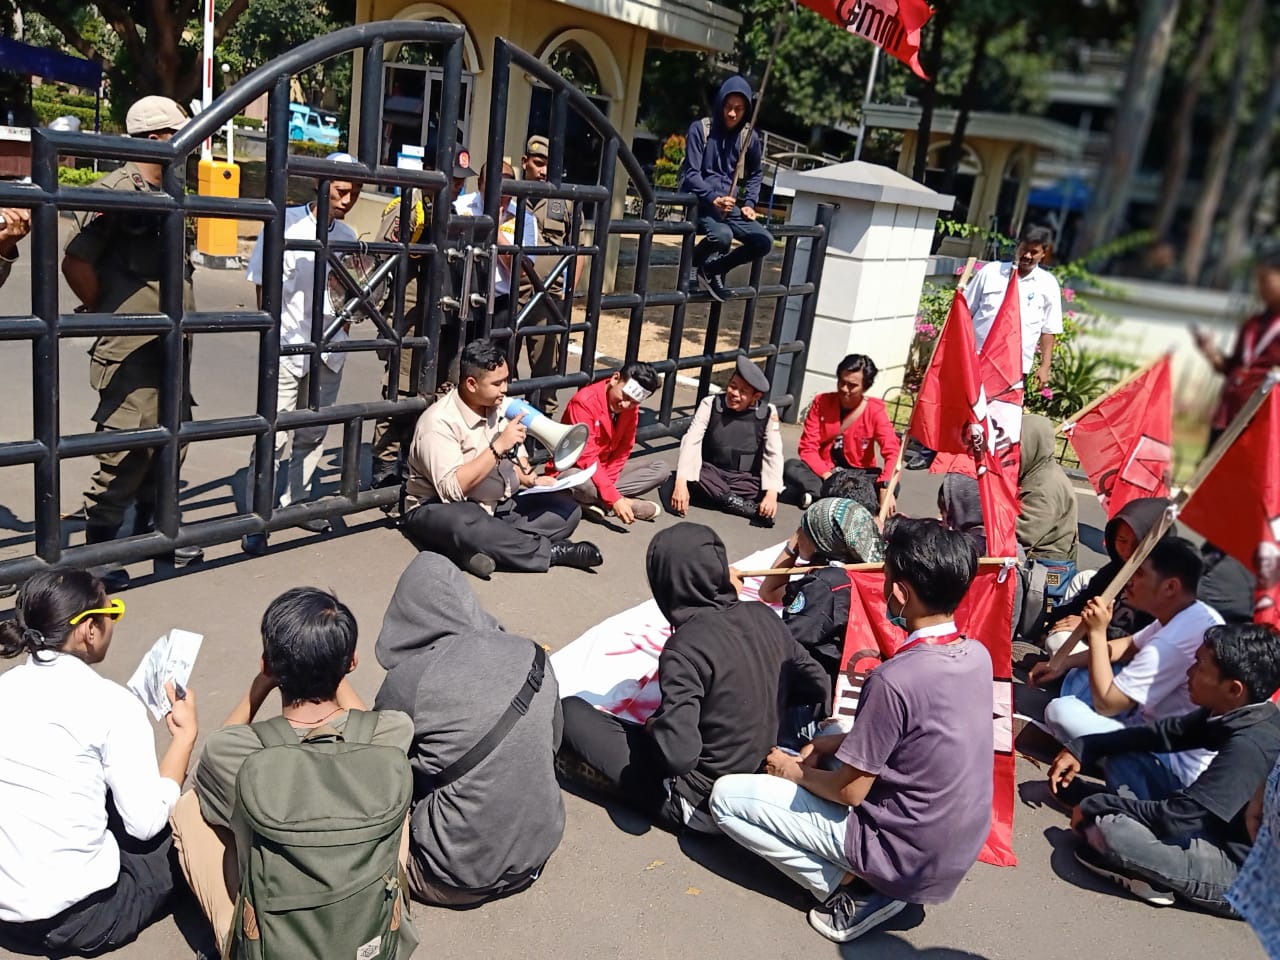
[1058,353,1167,433]
[876,256,978,524]
[1040,369,1279,677]
[729,6,790,199]
[736,556,1015,579]
[853,47,881,162]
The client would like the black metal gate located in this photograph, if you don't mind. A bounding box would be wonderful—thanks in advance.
[0,22,831,586]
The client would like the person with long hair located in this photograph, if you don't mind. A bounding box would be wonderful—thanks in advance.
[0,568,197,955]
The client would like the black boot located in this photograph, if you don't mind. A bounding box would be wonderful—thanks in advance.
[85,523,130,592]
[134,503,203,568]
[549,540,604,570]
[721,493,761,519]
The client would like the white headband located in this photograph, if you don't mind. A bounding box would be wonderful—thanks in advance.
[621,378,653,402]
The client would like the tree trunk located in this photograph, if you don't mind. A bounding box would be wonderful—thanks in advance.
[1150,0,1222,243]
[911,3,953,183]
[1077,0,1182,254]
[1210,41,1280,287]
[937,28,992,198]
[1180,0,1264,283]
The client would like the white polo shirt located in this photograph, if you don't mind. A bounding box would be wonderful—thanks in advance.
[453,192,540,296]
[246,204,359,377]
[964,261,1064,374]
[0,653,179,922]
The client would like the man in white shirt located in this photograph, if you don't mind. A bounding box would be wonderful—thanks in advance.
[242,153,361,555]
[453,159,539,331]
[1042,537,1225,786]
[963,223,1064,389]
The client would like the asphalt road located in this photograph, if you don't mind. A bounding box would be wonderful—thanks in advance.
[0,241,1263,959]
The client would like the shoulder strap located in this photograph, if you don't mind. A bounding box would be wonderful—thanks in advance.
[701,116,711,139]
[415,645,546,794]
[341,708,377,744]
[251,716,300,748]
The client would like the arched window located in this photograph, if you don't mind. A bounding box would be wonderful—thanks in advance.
[528,30,622,187]
[380,5,480,167]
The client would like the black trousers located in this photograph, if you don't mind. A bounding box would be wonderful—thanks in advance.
[691,463,762,503]
[0,809,179,956]
[559,696,687,832]
[402,494,580,573]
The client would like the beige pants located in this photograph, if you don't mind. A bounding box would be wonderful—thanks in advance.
[170,791,411,951]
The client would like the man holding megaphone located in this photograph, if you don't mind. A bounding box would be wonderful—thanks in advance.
[402,339,603,578]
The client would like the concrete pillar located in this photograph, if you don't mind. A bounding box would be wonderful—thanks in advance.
[774,161,954,412]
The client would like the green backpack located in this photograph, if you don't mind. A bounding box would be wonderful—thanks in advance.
[226,710,418,960]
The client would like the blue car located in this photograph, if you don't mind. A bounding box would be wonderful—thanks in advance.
[288,103,339,146]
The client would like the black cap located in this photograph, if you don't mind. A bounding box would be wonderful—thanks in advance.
[734,355,769,393]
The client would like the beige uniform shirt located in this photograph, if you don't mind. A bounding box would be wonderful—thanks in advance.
[405,391,519,512]
[676,395,784,492]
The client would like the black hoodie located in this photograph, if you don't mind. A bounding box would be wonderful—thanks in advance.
[645,523,831,807]
[678,76,764,218]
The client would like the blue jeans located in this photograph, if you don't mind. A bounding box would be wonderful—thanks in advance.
[1044,668,1129,742]
[1102,751,1182,802]
[695,209,774,276]
[710,773,852,900]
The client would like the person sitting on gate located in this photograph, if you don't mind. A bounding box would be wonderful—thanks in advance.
[1034,539,1226,792]
[0,569,198,956]
[558,523,830,834]
[678,75,774,304]
[545,361,670,524]
[241,151,362,557]
[783,353,900,515]
[373,552,565,906]
[1017,414,1079,563]
[401,337,602,578]
[453,160,539,330]
[1050,623,1280,916]
[710,518,994,945]
[670,355,783,525]
[170,587,413,953]
[752,495,885,608]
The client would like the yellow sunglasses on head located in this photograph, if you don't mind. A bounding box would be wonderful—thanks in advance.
[68,597,126,626]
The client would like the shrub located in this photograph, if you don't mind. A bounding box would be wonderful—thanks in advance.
[57,167,108,186]
[653,134,684,189]
[234,115,264,130]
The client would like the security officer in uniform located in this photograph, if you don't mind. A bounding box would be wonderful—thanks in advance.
[368,148,476,492]
[61,96,202,585]
[518,135,583,415]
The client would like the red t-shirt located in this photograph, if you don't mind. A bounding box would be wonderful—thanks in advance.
[545,378,637,505]
[797,394,901,484]
[1213,311,1280,429]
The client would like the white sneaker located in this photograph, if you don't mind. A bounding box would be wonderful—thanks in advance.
[1075,844,1175,906]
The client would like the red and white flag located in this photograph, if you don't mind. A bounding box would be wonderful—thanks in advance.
[1063,355,1174,517]
[1180,376,1280,627]
[797,0,935,79]
[833,565,1020,867]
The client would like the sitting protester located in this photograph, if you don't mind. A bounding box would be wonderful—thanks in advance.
[559,523,830,833]
[1017,414,1079,562]
[548,361,670,524]
[373,553,565,905]
[1228,754,1280,952]
[818,467,881,512]
[1035,538,1224,790]
[671,355,783,524]
[0,569,198,956]
[172,588,413,953]
[939,472,989,555]
[710,518,994,943]
[1050,623,1280,915]
[755,497,885,608]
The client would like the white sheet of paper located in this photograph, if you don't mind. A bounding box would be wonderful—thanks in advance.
[517,460,597,496]
[127,629,203,720]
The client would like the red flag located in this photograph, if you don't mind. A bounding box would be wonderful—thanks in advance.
[910,290,985,456]
[833,566,1019,867]
[1180,378,1280,626]
[1063,355,1174,517]
[797,0,935,79]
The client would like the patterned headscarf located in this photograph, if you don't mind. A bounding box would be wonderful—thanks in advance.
[801,497,885,564]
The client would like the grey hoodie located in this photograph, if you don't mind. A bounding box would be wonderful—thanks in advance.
[374,553,564,891]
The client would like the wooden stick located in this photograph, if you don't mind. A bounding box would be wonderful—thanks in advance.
[1043,370,1278,675]
[1058,353,1166,433]
[728,10,788,200]
[877,256,979,525]
[736,557,1015,579]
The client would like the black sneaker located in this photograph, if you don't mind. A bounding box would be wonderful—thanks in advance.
[241,533,269,557]
[1074,843,1175,906]
[300,517,332,534]
[549,540,604,570]
[697,267,729,302]
[807,886,907,943]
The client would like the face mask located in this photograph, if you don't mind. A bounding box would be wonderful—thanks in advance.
[885,590,907,630]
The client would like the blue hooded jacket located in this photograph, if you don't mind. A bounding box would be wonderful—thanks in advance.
[678,76,764,218]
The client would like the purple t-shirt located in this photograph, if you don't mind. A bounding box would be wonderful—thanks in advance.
[835,637,994,903]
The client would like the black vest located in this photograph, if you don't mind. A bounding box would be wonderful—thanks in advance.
[703,396,768,475]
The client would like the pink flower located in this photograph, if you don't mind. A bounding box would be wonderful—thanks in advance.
[1066,310,1076,320]
[1040,388,1054,399]
[1063,287,1075,302]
